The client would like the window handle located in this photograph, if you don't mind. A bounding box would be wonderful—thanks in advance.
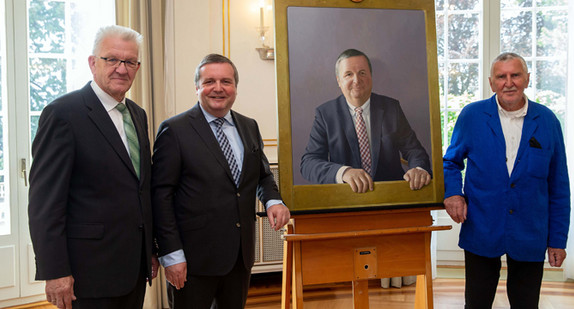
[21,158,27,187]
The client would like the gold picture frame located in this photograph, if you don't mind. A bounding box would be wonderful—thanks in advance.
[275,0,444,212]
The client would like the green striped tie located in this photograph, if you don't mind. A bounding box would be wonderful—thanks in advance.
[116,103,140,179]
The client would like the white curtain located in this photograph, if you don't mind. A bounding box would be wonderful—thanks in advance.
[563,0,574,281]
[116,0,172,141]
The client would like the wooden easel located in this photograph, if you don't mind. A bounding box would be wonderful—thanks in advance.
[281,206,451,309]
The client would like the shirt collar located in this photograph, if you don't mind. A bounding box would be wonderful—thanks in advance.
[347,98,371,117]
[495,94,528,118]
[90,81,126,112]
[199,104,235,126]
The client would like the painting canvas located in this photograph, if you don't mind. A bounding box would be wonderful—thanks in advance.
[275,0,444,211]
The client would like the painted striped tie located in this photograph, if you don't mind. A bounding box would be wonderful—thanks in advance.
[355,107,372,175]
[213,118,241,186]
[116,103,140,179]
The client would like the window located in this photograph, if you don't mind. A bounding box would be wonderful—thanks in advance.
[438,0,569,150]
[500,0,568,126]
[436,0,483,153]
[0,0,114,302]
[0,0,114,237]
[28,0,115,141]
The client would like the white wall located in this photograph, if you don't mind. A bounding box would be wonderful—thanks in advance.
[171,0,279,162]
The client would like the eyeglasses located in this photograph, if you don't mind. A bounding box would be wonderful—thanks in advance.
[98,57,140,70]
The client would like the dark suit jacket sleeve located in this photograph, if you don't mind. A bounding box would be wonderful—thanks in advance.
[252,120,282,205]
[151,121,185,257]
[393,103,432,173]
[300,107,344,184]
[28,104,74,280]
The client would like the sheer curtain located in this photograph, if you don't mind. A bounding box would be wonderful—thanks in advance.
[116,0,172,141]
[115,0,173,308]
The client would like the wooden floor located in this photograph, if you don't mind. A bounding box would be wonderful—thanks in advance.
[8,273,574,309]
[244,272,574,309]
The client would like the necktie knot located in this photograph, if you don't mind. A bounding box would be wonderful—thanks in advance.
[213,117,225,128]
[355,106,363,115]
[116,103,128,113]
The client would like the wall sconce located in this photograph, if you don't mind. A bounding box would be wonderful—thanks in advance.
[256,1,274,60]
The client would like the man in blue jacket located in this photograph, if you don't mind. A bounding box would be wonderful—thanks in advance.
[443,52,570,308]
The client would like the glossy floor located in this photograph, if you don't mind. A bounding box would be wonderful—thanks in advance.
[246,276,574,309]
[9,273,574,309]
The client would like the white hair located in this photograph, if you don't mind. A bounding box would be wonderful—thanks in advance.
[490,52,528,77]
[92,25,143,58]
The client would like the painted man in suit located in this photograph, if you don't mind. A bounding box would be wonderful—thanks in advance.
[301,49,431,193]
[152,53,290,308]
[443,52,570,308]
[28,25,157,309]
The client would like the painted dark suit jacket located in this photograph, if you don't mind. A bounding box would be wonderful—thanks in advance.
[301,93,431,184]
[151,103,281,275]
[28,82,153,298]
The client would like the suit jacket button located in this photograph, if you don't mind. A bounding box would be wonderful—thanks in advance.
[236,193,241,197]
[510,183,516,188]
[509,209,514,214]
[236,223,241,228]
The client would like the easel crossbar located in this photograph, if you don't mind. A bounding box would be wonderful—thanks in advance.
[282,225,451,242]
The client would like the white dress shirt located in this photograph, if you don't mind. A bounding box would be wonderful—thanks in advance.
[496,94,528,176]
[90,81,131,156]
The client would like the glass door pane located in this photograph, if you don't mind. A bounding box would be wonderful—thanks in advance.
[0,0,9,236]
[500,0,568,126]
[27,0,115,142]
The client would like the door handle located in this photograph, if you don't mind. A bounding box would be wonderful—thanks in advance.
[21,158,27,187]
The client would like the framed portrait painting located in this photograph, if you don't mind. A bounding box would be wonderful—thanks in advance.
[275,0,444,212]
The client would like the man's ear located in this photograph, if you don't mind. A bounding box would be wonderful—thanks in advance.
[88,55,96,74]
[488,77,494,92]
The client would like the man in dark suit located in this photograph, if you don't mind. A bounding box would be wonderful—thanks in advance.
[152,54,290,308]
[301,49,431,193]
[28,25,157,309]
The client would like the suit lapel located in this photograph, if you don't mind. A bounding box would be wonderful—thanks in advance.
[338,97,362,168]
[515,101,539,166]
[188,104,236,185]
[232,111,252,187]
[484,96,506,154]
[83,85,136,178]
[369,95,383,176]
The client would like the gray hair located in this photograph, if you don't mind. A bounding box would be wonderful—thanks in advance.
[490,52,528,77]
[194,54,239,86]
[335,49,372,77]
[92,25,143,58]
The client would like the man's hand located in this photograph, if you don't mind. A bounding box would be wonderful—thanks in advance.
[151,254,160,279]
[403,168,431,190]
[548,247,567,267]
[45,275,76,309]
[267,204,290,231]
[342,168,374,193]
[165,262,187,290]
[444,195,467,223]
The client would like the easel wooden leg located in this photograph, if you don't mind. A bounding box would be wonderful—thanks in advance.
[281,224,294,309]
[414,232,434,309]
[352,280,369,309]
[292,240,304,308]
